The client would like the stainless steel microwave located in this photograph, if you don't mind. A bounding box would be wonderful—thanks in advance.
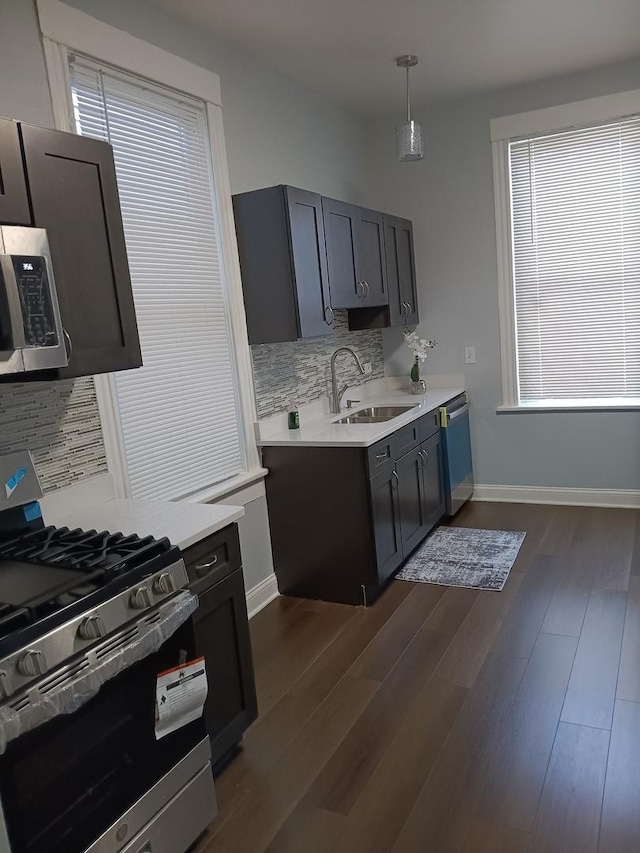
[0,226,68,375]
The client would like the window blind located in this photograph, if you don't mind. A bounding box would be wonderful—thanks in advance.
[69,57,243,499]
[509,117,640,404]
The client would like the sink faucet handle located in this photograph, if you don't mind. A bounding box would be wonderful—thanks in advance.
[346,399,361,410]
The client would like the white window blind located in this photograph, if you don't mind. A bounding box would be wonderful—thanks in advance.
[509,116,640,405]
[69,56,243,499]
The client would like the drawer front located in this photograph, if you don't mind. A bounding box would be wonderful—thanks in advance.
[367,437,394,477]
[182,523,242,593]
[391,421,421,459]
[419,409,441,442]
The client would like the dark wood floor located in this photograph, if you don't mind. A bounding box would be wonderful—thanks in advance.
[195,501,640,852]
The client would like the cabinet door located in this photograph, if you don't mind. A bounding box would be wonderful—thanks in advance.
[384,214,419,326]
[285,186,333,336]
[396,445,430,556]
[356,207,388,307]
[20,124,142,377]
[421,430,446,533]
[193,567,258,770]
[0,120,31,226]
[322,197,362,309]
[369,465,403,585]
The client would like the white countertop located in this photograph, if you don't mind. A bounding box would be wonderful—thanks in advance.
[257,387,465,448]
[43,498,245,551]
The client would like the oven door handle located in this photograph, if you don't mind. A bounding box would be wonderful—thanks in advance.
[0,592,199,754]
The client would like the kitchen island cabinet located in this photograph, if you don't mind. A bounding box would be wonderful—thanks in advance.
[263,409,445,605]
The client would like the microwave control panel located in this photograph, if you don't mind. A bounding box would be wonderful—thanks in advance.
[12,255,59,349]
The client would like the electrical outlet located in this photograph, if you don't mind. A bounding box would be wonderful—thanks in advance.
[464,346,477,364]
[363,362,373,375]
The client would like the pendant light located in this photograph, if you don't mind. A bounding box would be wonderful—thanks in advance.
[396,55,423,162]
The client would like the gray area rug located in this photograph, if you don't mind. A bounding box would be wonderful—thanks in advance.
[396,526,526,591]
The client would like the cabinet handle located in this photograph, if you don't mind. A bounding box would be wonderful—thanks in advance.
[406,302,412,317]
[401,302,408,318]
[392,470,399,488]
[325,306,334,324]
[375,451,388,460]
[63,328,73,361]
[421,450,430,465]
[363,281,370,298]
[356,281,363,298]
[195,555,219,576]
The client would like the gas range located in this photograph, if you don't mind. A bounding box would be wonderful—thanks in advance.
[0,451,215,853]
[0,524,188,702]
[0,453,189,703]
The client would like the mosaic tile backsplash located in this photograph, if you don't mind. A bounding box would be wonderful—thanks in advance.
[0,378,107,492]
[251,312,386,418]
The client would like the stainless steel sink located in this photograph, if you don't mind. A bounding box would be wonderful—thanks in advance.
[334,405,416,424]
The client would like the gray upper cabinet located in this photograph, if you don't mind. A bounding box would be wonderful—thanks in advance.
[321,197,360,309]
[355,207,388,307]
[384,214,419,326]
[233,185,333,345]
[348,213,419,331]
[322,197,389,309]
[233,183,416,344]
[0,120,31,226]
[20,123,142,378]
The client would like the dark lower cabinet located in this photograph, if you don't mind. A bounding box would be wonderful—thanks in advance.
[369,465,403,585]
[421,430,446,531]
[264,408,448,606]
[182,524,258,771]
[396,444,430,556]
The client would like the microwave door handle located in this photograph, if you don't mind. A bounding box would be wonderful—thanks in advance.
[0,255,25,348]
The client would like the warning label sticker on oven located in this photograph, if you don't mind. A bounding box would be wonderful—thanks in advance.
[155,656,208,741]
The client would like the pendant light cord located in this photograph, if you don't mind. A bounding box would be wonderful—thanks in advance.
[406,65,411,123]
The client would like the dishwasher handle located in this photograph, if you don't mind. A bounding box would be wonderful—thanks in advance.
[439,402,469,428]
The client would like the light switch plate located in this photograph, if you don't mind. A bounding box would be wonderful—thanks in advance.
[464,346,477,364]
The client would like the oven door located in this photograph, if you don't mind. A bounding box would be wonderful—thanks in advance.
[0,611,209,853]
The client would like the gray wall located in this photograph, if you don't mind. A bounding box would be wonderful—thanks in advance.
[364,59,640,491]
[62,0,369,203]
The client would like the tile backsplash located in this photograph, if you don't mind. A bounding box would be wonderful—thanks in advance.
[251,312,385,418]
[0,378,107,492]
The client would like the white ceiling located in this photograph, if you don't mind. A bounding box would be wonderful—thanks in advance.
[147,0,640,117]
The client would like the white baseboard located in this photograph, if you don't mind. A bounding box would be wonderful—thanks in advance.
[246,572,279,618]
[472,484,640,509]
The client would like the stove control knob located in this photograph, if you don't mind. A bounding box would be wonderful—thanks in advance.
[78,614,106,641]
[17,650,47,677]
[153,573,175,596]
[0,671,12,699]
[130,585,153,610]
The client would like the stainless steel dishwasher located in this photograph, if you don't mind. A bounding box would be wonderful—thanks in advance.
[439,394,474,516]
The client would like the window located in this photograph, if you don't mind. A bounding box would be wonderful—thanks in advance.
[493,95,640,409]
[69,56,245,499]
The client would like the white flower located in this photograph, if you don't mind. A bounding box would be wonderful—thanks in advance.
[404,330,437,362]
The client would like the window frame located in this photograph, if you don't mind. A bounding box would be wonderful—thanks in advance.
[38,0,265,499]
[491,88,640,414]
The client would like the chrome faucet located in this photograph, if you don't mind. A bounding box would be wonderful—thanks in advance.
[330,346,365,413]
